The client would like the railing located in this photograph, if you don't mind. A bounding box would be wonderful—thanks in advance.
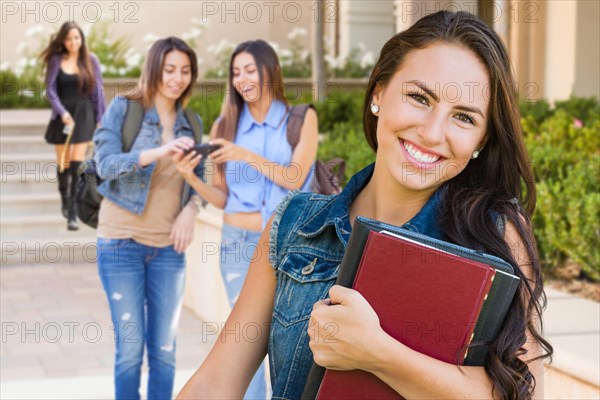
[102,78,369,103]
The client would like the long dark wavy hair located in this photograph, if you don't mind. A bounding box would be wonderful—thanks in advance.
[363,11,552,400]
[127,36,198,109]
[40,21,94,96]
[216,39,288,141]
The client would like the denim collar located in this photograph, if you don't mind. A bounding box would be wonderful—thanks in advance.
[238,100,286,135]
[297,163,444,245]
[142,100,191,133]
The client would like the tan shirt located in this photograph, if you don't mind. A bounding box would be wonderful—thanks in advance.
[97,157,185,247]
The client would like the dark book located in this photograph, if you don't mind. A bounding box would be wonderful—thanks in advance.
[302,216,520,400]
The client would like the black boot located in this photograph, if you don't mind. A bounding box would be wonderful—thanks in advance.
[67,161,81,231]
[58,168,70,218]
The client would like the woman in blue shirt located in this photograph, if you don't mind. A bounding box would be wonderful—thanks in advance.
[177,11,552,400]
[175,39,318,399]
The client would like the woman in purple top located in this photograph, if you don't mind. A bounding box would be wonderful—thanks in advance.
[40,21,105,230]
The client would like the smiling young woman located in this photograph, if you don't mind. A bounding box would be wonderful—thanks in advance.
[93,37,204,400]
[177,11,552,400]
[40,21,105,230]
[174,39,319,399]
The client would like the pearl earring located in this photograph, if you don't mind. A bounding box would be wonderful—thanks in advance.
[370,103,379,114]
[472,150,480,159]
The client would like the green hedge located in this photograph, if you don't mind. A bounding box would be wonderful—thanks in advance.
[0,70,49,109]
[186,88,366,137]
[523,103,600,281]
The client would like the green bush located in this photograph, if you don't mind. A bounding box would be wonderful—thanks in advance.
[0,69,48,109]
[313,90,364,133]
[523,102,600,281]
[317,121,375,185]
[519,99,551,127]
[187,92,224,133]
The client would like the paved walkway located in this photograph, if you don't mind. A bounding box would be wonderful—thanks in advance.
[0,261,216,399]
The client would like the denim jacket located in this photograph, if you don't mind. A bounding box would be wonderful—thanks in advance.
[267,163,445,399]
[94,96,204,214]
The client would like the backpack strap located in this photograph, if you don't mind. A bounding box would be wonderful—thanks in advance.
[286,104,315,151]
[121,100,144,152]
[121,101,203,152]
[184,108,203,143]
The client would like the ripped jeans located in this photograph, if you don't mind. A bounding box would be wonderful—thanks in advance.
[97,238,185,400]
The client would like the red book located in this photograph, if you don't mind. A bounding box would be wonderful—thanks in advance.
[316,230,496,399]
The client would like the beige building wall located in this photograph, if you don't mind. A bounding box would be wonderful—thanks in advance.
[1,1,598,102]
[572,0,600,101]
[0,1,317,76]
[544,0,578,103]
[339,0,395,56]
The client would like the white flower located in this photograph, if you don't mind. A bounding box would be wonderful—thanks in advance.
[99,64,107,73]
[143,33,160,43]
[212,39,235,55]
[280,49,293,59]
[189,28,203,38]
[324,55,337,69]
[360,52,374,69]
[16,58,28,69]
[25,26,45,37]
[356,42,366,52]
[325,54,346,70]
[301,50,310,61]
[16,43,27,55]
[0,62,10,71]
[125,51,142,69]
[117,67,126,76]
[19,89,35,98]
[287,27,307,41]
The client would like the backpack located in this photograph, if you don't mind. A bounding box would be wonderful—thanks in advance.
[286,104,345,195]
[76,101,202,229]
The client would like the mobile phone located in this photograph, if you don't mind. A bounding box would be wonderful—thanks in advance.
[62,123,74,135]
[184,143,222,159]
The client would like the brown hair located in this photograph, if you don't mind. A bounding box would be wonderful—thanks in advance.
[129,36,198,108]
[216,39,288,141]
[363,11,552,399]
[40,21,94,95]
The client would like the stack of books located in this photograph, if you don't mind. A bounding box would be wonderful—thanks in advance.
[302,216,520,400]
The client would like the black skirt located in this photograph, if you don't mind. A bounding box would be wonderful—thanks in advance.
[45,69,96,145]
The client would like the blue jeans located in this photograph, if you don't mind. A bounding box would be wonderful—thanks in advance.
[97,238,185,400]
[220,223,269,399]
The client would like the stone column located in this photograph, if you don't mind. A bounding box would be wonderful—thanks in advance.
[339,0,395,57]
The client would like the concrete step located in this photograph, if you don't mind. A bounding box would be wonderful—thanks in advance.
[1,172,59,195]
[1,153,59,180]
[0,135,52,154]
[1,237,98,265]
[1,214,96,241]
[0,109,51,137]
[0,193,63,219]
